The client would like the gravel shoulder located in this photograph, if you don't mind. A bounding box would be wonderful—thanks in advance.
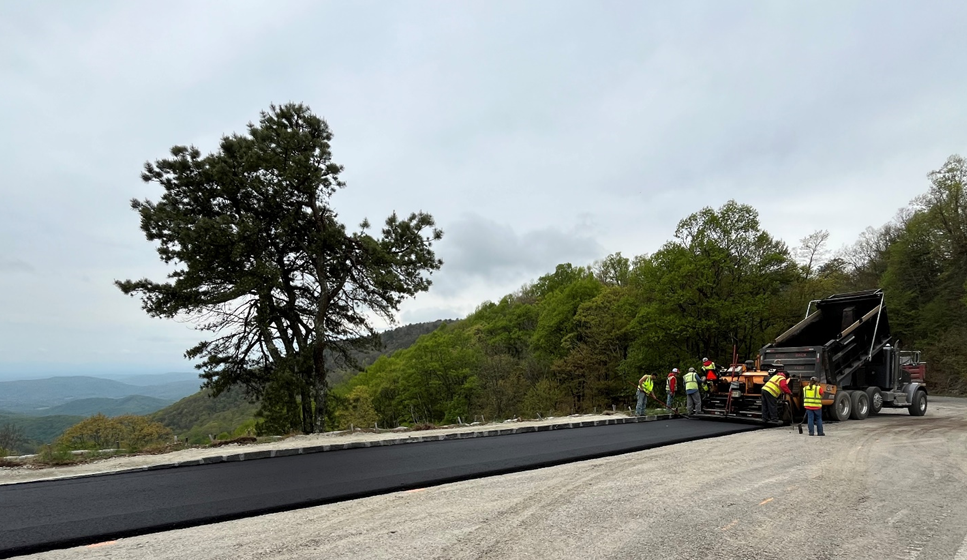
[17,397,967,560]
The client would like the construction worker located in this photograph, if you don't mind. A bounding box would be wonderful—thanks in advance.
[761,360,792,423]
[702,357,717,382]
[683,367,702,415]
[666,368,679,409]
[636,372,655,416]
[803,376,825,436]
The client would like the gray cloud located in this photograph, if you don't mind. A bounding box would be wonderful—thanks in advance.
[0,258,34,273]
[431,214,605,296]
[1,1,967,375]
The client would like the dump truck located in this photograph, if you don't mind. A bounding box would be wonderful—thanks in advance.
[700,289,928,424]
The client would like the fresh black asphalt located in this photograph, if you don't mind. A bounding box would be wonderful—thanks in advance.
[0,418,758,557]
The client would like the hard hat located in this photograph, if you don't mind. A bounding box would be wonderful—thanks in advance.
[703,357,708,361]
[773,359,783,366]
[672,368,679,373]
[688,367,696,372]
[810,377,818,383]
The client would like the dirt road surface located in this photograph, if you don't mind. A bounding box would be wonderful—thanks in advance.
[18,397,967,560]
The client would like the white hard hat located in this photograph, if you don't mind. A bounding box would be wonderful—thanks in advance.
[703,357,708,361]
[672,368,679,373]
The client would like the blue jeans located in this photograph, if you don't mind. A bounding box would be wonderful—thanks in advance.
[666,391,674,408]
[807,409,824,435]
[636,390,647,416]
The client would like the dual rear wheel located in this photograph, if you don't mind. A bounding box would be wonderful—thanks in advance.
[830,389,870,421]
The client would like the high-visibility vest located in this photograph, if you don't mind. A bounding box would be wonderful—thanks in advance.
[666,374,676,393]
[702,361,716,379]
[684,372,700,392]
[640,376,654,393]
[803,385,822,409]
[762,375,784,397]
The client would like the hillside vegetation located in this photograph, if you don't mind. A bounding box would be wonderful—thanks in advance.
[333,160,967,428]
[149,320,451,442]
[0,413,84,454]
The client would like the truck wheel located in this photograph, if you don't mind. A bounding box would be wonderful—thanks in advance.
[833,390,851,421]
[850,391,869,420]
[865,387,883,416]
[908,390,928,416]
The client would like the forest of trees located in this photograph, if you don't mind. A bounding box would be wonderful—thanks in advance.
[331,156,967,429]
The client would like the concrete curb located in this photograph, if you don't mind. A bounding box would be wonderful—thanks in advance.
[12,413,679,484]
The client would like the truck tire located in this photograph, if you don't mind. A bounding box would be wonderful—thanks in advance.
[908,390,928,416]
[833,390,851,421]
[850,390,869,420]
[865,387,883,416]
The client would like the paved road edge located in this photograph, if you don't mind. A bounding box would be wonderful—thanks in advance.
[11,413,680,485]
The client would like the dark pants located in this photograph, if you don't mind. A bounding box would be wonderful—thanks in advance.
[761,391,778,422]
[806,408,824,435]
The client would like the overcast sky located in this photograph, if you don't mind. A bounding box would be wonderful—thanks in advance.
[1,1,966,379]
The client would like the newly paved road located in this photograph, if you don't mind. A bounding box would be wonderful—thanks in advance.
[0,418,756,557]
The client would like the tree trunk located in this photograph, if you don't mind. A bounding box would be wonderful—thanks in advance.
[313,339,328,433]
[301,386,314,434]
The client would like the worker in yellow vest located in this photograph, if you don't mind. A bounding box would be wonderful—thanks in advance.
[761,361,792,423]
[636,373,655,416]
[683,367,703,416]
[803,376,825,436]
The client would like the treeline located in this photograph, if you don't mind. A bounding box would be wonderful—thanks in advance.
[332,156,967,428]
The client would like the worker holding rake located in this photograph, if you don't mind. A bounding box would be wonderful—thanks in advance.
[636,373,656,416]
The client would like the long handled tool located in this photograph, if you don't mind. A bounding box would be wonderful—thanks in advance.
[647,391,679,413]
[631,381,679,413]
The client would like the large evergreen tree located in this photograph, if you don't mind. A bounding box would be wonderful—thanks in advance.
[117,103,443,433]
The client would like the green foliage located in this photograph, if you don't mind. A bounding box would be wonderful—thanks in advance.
[149,387,261,444]
[0,413,84,452]
[117,103,442,434]
[875,155,967,393]
[56,414,174,452]
[336,386,379,430]
[0,422,26,456]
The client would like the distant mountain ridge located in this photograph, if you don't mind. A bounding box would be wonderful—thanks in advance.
[0,376,201,414]
[35,395,174,417]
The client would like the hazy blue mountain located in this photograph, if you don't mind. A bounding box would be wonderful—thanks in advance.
[97,372,200,386]
[0,376,201,414]
[34,395,174,417]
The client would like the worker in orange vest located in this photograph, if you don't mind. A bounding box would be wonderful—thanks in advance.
[702,357,717,381]
[761,361,792,423]
[701,357,717,392]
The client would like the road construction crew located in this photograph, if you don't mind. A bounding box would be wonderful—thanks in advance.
[636,373,655,416]
[803,376,825,436]
[684,367,702,416]
[761,361,792,423]
[666,368,679,409]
